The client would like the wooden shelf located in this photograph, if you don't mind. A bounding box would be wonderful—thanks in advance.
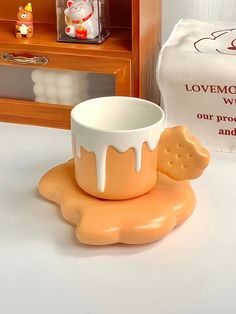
[0,98,71,129]
[0,20,132,58]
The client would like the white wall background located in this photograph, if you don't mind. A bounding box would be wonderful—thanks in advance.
[162,0,236,42]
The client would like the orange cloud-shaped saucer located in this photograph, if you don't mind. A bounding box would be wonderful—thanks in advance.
[39,160,196,245]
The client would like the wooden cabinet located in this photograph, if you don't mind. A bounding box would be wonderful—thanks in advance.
[0,0,161,129]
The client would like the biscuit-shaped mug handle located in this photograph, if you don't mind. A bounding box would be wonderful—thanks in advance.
[157,126,210,181]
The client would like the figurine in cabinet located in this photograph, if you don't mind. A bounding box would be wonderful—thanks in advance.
[64,0,99,39]
[16,3,33,39]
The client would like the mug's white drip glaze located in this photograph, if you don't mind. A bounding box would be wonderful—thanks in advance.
[73,123,163,193]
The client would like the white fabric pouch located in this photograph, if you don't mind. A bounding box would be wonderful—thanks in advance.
[157,19,236,153]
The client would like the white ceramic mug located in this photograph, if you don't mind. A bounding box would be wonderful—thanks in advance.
[71,96,165,200]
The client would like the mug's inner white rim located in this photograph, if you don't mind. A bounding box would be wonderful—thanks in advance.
[72,97,164,132]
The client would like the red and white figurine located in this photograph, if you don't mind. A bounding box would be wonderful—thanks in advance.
[64,0,99,40]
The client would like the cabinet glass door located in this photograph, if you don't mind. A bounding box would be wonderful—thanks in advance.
[0,65,115,106]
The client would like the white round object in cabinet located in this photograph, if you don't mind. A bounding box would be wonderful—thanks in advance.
[57,99,67,105]
[47,98,58,104]
[33,84,45,97]
[45,86,57,99]
[45,71,57,85]
[35,96,46,103]
[31,69,44,84]
[56,73,74,87]
[58,99,73,105]
[72,81,89,94]
[57,97,73,105]
[58,87,73,100]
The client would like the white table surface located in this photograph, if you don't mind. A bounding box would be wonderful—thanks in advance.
[0,122,236,314]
